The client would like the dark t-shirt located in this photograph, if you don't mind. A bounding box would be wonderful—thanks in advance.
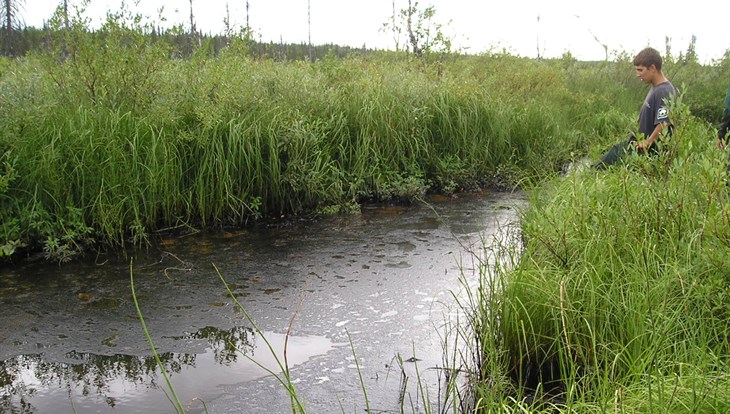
[638,81,676,139]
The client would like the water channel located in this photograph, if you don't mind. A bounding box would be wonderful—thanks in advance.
[0,191,524,413]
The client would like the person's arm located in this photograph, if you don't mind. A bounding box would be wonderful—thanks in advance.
[718,116,730,149]
[636,122,666,150]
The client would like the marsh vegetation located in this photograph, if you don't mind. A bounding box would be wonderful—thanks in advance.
[1,4,729,413]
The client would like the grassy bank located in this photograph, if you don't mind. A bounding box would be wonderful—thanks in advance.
[0,16,728,265]
[469,101,730,412]
[0,55,594,261]
[1,51,587,262]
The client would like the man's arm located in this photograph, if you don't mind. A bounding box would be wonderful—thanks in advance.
[637,122,666,150]
[718,116,730,149]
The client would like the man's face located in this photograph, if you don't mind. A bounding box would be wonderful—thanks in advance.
[635,64,656,84]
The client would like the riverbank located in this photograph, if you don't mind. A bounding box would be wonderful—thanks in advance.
[0,48,589,263]
[469,102,730,412]
[2,16,727,264]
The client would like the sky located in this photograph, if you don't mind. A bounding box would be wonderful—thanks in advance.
[21,0,730,63]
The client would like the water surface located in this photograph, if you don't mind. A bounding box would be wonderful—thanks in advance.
[0,192,523,413]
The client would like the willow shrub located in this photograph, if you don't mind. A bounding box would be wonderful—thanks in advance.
[667,51,730,123]
[471,101,730,412]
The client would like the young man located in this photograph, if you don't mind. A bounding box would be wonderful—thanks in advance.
[594,47,677,169]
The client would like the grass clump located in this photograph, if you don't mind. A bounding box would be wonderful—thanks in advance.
[468,101,730,412]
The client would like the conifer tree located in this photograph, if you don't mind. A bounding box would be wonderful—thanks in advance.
[2,0,25,56]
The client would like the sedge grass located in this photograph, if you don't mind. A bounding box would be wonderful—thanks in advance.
[129,260,187,413]
[213,263,306,413]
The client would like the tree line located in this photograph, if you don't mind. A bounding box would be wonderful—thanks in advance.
[1,0,455,60]
[1,24,376,61]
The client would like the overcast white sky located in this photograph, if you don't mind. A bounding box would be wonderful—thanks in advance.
[23,0,730,63]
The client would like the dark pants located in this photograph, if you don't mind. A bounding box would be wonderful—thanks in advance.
[593,133,659,170]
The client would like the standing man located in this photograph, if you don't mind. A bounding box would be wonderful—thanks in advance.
[594,47,677,169]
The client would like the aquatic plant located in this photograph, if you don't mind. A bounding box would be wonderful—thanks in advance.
[0,52,644,262]
[130,260,187,413]
[214,263,306,413]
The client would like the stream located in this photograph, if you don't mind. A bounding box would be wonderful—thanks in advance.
[0,191,523,413]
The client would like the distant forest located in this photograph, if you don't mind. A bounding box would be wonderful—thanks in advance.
[0,0,451,61]
[0,25,374,61]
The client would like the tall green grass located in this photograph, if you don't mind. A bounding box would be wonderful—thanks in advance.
[1,15,728,262]
[468,101,730,412]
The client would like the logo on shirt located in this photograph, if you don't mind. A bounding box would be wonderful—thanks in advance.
[658,107,669,120]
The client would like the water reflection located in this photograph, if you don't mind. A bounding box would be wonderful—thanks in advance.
[173,325,254,365]
[0,326,334,413]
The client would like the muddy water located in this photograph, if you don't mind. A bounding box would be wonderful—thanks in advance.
[0,192,523,413]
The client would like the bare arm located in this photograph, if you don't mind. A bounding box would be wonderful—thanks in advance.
[718,113,730,149]
[636,122,666,150]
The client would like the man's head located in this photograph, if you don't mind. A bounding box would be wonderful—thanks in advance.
[633,47,663,84]
[633,47,663,71]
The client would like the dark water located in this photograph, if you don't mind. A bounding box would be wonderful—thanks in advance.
[0,192,523,413]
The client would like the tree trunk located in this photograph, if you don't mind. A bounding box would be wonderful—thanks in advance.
[245,0,250,33]
[307,0,313,61]
[5,0,12,56]
[189,0,196,35]
[406,0,422,58]
[63,0,69,30]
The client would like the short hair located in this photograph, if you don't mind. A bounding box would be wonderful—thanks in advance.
[633,47,663,71]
